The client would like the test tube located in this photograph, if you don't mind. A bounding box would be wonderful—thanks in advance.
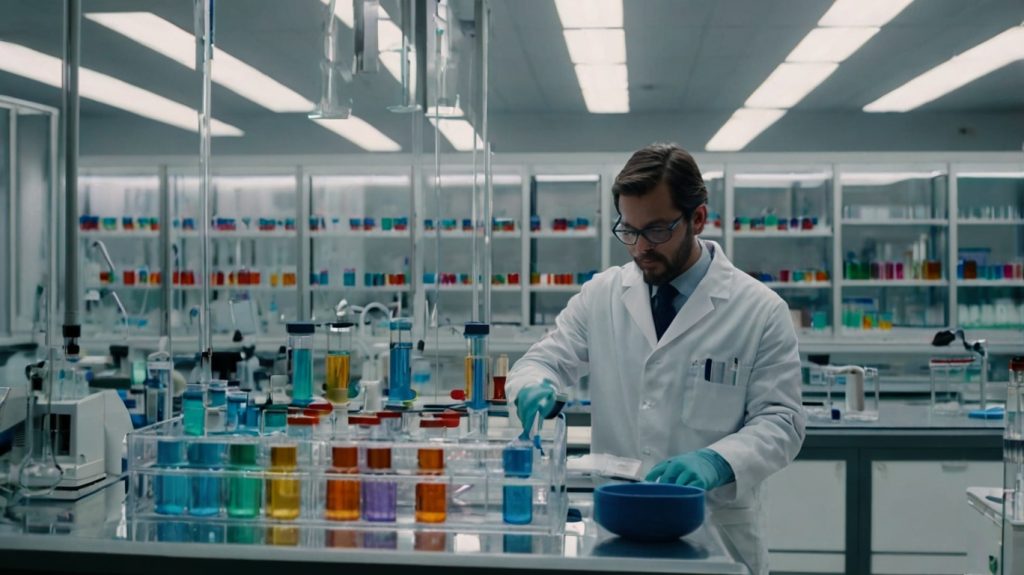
[502,439,534,525]
[154,440,189,515]
[226,391,248,432]
[183,384,206,436]
[188,441,224,517]
[227,443,262,518]
[288,414,317,466]
[208,379,228,408]
[493,354,509,402]
[361,418,397,522]
[326,322,354,406]
[287,322,316,406]
[464,322,491,437]
[266,443,301,520]
[387,319,413,407]
[145,351,172,424]
[326,442,360,521]
[416,418,455,523]
[263,404,289,435]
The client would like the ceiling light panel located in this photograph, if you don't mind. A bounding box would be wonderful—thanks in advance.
[745,62,838,108]
[786,27,880,63]
[574,64,629,113]
[0,40,241,135]
[87,12,313,113]
[429,117,483,152]
[313,117,401,151]
[864,26,1024,112]
[563,28,626,64]
[818,0,914,27]
[555,0,623,29]
[705,108,786,152]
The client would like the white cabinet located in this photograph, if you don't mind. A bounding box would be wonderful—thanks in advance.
[871,460,1001,574]
[764,460,846,573]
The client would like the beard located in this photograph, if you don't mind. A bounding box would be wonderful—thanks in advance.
[635,229,696,286]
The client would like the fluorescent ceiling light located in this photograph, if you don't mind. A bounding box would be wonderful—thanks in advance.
[313,117,401,151]
[429,117,483,152]
[702,170,724,181]
[0,40,241,135]
[563,28,626,64]
[574,64,629,113]
[80,176,160,188]
[736,172,831,182]
[842,171,945,186]
[705,108,785,152]
[819,0,914,27]
[320,0,355,28]
[745,62,838,108]
[210,176,298,188]
[786,27,879,63]
[864,26,1024,112]
[87,12,313,113]
[437,174,522,186]
[555,0,623,29]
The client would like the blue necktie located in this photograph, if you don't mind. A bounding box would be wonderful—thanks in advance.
[652,284,679,340]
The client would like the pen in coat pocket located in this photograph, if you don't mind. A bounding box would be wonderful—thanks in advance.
[730,358,739,386]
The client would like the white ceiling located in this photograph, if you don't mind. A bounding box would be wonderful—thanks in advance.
[0,0,1022,155]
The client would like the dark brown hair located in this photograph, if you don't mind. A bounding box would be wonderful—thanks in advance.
[612,143,707,219]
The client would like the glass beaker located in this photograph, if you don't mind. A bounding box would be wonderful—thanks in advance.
[326,322,353,406]
[287,322,316,406]
[415,418,453,523]
[929,357,974,415]
[387,319,413,407]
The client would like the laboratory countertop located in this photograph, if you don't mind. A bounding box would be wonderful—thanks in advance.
[0,485,748,575]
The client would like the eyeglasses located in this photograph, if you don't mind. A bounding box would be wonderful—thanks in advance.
[612,215,686,245]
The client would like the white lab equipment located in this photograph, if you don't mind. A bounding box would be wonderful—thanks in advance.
[825,365,879,422]
[929,357,975,415]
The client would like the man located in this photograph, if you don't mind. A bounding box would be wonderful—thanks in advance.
[506,143,805,574]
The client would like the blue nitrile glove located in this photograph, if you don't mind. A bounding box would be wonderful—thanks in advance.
[644,448,735,490]
[515,379,557,434]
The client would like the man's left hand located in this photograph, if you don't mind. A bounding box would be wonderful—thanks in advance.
[644,448,735,490]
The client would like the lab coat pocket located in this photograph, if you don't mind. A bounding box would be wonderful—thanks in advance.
[681,363,749,433]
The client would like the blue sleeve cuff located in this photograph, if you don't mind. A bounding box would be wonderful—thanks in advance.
[697,448,736,486]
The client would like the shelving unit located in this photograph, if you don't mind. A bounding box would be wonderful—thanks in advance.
[68,156,1023,346]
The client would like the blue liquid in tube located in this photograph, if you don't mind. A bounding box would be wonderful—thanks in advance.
[388,344,412,405]
[292,348,313,405]
[154,440,188,516]
[502,442,534,525]
[183,384,205,436]
[188,442,224,517]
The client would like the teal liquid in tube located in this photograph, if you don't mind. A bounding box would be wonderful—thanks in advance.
[502,441,534,525]
[188,442,224,517]
[387,319,413,406]
[287,322,316,406]
[183,384,206,436]
[227,443,262,518]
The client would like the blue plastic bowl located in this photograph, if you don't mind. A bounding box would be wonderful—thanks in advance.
[593,483,705,542]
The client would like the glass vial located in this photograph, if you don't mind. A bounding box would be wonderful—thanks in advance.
[361,418,397,522]
[326,322,353,406]
[416,419,450,523]
[183,384,206,436]
[188,442,224,517]
[502,440,534,525]
[227,443,262,518]
[387,319,413,406]
[266,443,301,520]
[154,440,188,515]
[326,444,360,521]
[287,322,316,406]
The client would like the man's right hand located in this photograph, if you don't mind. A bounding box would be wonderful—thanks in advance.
[515,379,557,434]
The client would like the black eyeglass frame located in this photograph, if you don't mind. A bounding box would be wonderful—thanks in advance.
[611,214,688,246]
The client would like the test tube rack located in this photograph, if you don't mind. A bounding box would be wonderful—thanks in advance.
[126,415,568,539]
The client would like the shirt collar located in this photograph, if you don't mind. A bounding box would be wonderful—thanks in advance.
[651,239,713,300]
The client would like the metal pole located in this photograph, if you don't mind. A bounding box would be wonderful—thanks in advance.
[6,110,15,336]
[197,0,214,376]
[159,165,171,337]
[48,109,59,347]
[480,0,492,324]
[62,0,81,331]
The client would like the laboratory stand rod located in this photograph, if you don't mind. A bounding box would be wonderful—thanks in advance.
[197,0,214,374]
[479,0,492,324]
[62,0,81,329]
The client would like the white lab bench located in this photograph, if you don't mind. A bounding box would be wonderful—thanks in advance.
[567,402,1004,575]
[0,483,749,575]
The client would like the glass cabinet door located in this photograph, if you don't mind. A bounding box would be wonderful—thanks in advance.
[421,170,523,327]
[78,171,162,339]
[956,167,1024,332]
[309,171,413,326]
[839,167,949,333]
[733,167,834,335]
[529,174,601,326]
[172,171,300,342]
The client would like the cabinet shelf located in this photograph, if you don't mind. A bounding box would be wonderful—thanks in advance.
[179,230,295,239]
[423,230,522,239]
[530,285,582,293]
[841,218,948,226]
[957,219,1024,226]
[530,229,598,239]
[310,285,409,293]
[763,281,833,290]
[311,230,411,239]
[957,279,1024,288]
[733,227,832,238]
[80,230,159,238]
[843,279,948,288]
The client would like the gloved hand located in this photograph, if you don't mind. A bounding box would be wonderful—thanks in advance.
[644,448,735,490]
[515,379,557,434]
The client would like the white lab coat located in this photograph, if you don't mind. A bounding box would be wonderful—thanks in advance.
[507,240,805,575]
